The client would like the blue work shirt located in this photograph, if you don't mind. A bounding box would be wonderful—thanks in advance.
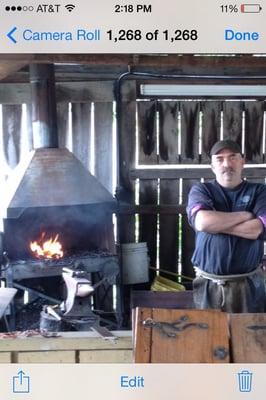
[186,180,266,275]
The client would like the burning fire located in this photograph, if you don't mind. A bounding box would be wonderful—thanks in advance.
[30,232,64,259]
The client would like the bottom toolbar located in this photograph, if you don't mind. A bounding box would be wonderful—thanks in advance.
[0,364,264,399]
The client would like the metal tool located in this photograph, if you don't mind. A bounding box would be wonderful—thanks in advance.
[247,325,266,331]
[92,325,117,341]
[46,305,61,321]
[0,287,17,332]
[61,267,94,315]
[142,315,208,338]
[60,267,99,330]
[40,305,61,334]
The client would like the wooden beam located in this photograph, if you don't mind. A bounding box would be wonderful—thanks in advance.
[0,80,137,103]
[118,204,186,215]
[0,83,30,103]
[0,81,115,104]
[0,56,34,80]
[1,55,266,80]
[130,167,266,180]
[0,54,266,69]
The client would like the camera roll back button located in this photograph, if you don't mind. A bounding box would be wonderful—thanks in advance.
[120,375,144,388]
[76,29,100,40]
[225,29,259,41]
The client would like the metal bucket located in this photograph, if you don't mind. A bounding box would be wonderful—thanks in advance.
[40,310,61,332]
[121,242,149,284]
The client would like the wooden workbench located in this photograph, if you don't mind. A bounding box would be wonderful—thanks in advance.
[0,331,133,363]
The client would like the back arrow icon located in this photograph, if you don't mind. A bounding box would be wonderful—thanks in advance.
[7,27,17,43]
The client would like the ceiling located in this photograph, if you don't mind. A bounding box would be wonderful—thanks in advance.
[1,54,266,83]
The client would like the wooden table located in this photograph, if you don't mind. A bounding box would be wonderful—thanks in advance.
[0,330,133,363]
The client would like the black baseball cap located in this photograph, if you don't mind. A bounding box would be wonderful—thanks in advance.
[210,140,242,157]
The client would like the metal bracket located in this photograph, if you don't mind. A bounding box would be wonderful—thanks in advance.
[247,325,266,331]
[142,315,208,338]
[213,346,229,360]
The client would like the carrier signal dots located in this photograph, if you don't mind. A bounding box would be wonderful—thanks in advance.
[65,4,75,12]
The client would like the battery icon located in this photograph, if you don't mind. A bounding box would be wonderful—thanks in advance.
[240,4,262,12]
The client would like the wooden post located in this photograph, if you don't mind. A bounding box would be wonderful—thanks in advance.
[94,102,114,193]
[2,105,22,168]
[72,103,92,170]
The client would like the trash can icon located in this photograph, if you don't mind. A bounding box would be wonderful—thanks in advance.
[238,370,253,392]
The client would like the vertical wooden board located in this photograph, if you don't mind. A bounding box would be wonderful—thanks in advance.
[94,101,113,193]
[117,99,136,326]
[93,214,115,312]
[148,309,229,363]
[101,214,115,253]
[72,103,91,170]
[17,350,76,363]
[180,101,200,163]
[159,179,180,274]
[118,66,136,178]
[118,214,135,245]
[181,179,198,278]
[158,101,179,164]
[244,101,264,163]
[23,103,33,155]
[0,352,11,363]
[79,350,133,363]
[57,102,69,149]
[137,101,157,165]
[134,307,152,363]
[230,314,266,363]
[93,279,114,313]
[119,98,136,192]
[118,100,136,244]
[139,179,158,276]
[2,104,22,168]
[201,101,222,163]
[223,101,243,144]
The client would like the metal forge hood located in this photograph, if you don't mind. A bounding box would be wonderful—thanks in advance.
[1,64,116,219]
[2,147,116,219]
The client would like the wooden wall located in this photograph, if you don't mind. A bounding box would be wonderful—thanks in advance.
[0,81,117,194]
[1,79,266,282]
[118,95,266,279]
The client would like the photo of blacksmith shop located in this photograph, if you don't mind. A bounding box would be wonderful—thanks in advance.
[0,54,265,363]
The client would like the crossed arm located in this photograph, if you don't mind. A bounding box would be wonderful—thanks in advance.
[194,210,263,240]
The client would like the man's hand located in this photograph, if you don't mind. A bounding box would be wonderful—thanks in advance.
[194,210,253,233]
[222,218,264,240]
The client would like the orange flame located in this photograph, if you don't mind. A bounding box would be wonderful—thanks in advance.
[30,232,64,259]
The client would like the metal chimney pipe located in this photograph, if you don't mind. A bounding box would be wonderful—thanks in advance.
[30,64,58,149]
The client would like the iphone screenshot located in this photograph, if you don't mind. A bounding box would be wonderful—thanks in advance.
[0,0,265,399]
